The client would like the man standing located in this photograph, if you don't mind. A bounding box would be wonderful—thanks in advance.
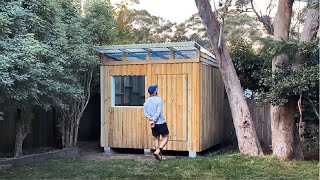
[143,85,169,160]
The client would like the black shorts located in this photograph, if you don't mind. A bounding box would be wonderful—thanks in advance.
[152,123,169,137]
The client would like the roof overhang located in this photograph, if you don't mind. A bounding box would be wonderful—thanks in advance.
[94,41,215,61]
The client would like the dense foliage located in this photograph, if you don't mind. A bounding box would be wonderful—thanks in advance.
[0,0,79,114]
[230,38,319,124]
[255,39,319,106]
[0,0,115,154]
[229,39,265,91]
[0,0,115,110]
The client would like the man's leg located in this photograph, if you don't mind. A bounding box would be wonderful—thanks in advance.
[158,135,168,149]
[158,123,169,150]
[153,136,162,160]
[153,123,169,160]
[154,136,160,149]
[154,135,168,154]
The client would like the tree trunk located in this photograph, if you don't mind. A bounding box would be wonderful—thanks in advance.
[60,114,82,148]
[14,107,33,157]
[271,0,303,160]
[271,99,299,160]
[292,7,319,71]
[66,120,70,147]
[61,117,66,148]
[292,4,319,159]
[14,124,26,157]
[59,71,92,149]
[195,0,263,156]
[73,118,81,147]
[69,118,75,147]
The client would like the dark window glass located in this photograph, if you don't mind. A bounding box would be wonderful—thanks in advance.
[114,76,145,106]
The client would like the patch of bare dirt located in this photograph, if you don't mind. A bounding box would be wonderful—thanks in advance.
[79,153,157,161]
[77,141,178,161]
[0,147,58,158]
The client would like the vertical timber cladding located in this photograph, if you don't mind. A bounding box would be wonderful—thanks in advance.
[102,62,201,152]
[103,64,150,149]
[151,63,201,152]
[200,63,225,151]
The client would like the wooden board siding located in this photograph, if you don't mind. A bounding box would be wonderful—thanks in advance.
[200,63,225,151]
[151,63,200,151]
[156,74,188,142]
[101,63,201,151]
[247,99,271,150]
[200,52,218,67]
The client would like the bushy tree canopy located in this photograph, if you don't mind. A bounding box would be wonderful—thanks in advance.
[0,0,81,113]
[0,0,115,154]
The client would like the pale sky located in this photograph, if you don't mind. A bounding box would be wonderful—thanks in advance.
[110,0,306,23]
[110,0,198,23]
[131,0,198,23]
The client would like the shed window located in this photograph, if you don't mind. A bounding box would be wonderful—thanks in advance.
[112,76,145,106]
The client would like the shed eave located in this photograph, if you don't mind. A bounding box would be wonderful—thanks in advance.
[94,41,216,61]
[94,41,198,51]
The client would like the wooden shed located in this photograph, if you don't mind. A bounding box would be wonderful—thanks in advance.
[95,41,225,157]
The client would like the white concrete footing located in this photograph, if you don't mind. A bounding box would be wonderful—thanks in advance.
[103,147,114,154]
[189,151,198,158]
[144,149,152,155]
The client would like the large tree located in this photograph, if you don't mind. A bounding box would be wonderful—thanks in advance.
[270,0,297,160]
[0,0,80,156]
[56,0,115,148]
[195,0,263,156]
[0,0,115,155]
[270,0,319,160]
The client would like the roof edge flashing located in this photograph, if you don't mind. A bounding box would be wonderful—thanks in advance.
[95,41,215,60]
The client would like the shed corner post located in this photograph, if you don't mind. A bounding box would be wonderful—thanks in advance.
[196,49,201,60]
[100,62,105,148]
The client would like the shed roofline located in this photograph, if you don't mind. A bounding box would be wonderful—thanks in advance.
[94,41,215,59]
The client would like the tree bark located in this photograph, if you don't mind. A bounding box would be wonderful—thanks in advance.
[61,117,66,148]
[292,4,319,159]
[195,0,263,156]
[69,118,75,147]
[14,125,26,157]
[292,8,320,71]
[73,118,80,147]
[66,120,70,147]
[271,99,298,160]
[14,107,33,157]
[59,71,93,148]
[271,0,304,160]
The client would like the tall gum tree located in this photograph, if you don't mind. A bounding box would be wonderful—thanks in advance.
[271,0,319,160]
[195,0,263,156]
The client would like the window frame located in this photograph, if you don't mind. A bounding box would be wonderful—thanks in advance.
[111,75,145,108]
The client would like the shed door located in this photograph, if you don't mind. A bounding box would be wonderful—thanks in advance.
[156,74,188,142]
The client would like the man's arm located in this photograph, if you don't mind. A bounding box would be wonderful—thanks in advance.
[144,104,155,128]
[153,99,163,120]
[144,104,152,120]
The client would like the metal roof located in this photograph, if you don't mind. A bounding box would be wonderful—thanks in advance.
[94,41,215,61]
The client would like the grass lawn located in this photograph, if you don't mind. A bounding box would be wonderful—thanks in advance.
[0,152,318,179]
